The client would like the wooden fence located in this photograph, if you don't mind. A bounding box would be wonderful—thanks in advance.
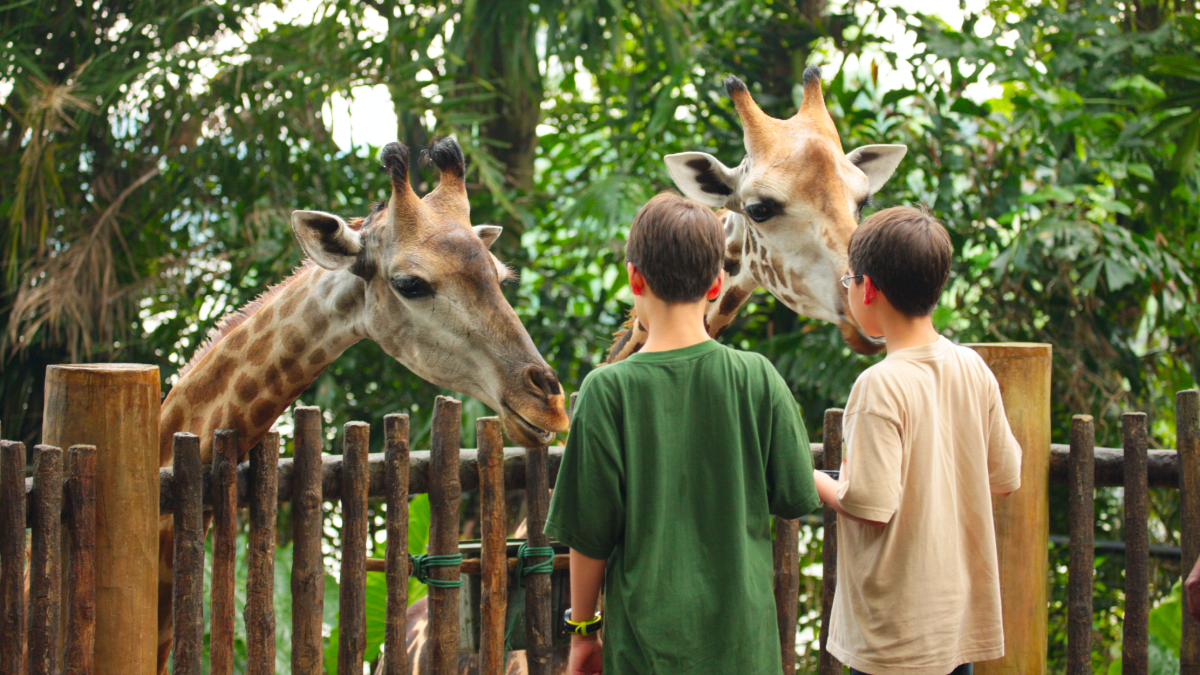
[2,384,1199,674]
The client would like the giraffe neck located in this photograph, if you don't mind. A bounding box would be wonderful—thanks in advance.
[159,265,366,465]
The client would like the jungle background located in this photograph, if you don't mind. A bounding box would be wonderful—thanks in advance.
[2,0,1199,671]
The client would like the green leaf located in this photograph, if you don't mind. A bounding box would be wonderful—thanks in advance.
[1105,259,1138,291]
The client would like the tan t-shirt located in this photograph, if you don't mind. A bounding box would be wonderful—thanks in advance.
[827,336,1022,675]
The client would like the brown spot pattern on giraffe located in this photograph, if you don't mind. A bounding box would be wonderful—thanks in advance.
[250,400,276,430]
[254,303,274,329]
[719,287,748,318]
[235,373,257,402]
[308,347,327,366]
[282,325,306,352]
[264,365,286,397]
[224,326,249,352]
[308,313,330,340]
[247,333,274,365]
[278,285,305,318]
[197,355,237,401]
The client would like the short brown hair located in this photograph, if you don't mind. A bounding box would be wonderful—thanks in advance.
[848,206,952,317]
[625,193,725,303]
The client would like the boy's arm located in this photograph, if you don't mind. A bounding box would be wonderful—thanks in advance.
[813,470,887,527]
[764,371,822,518]
[569,549,606,627]
[986,375,1023,495]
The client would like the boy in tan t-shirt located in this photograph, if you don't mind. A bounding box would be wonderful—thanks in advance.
[813,206,1022,675]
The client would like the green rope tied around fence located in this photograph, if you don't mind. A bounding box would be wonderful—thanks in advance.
[503,542,557,653]
[516,542,555,586]
[408,553,464,588]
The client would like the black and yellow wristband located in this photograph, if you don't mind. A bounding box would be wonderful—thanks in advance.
[563,608,603,636]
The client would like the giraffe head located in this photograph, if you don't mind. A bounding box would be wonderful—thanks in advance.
[665,67,906,355]
[291,138,569,446]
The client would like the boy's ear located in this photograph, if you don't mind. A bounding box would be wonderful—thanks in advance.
[705,270,724,300]
[664,152,739,208]
[292,210,363,270]
[627,262,645,297]
[847,145,908,195]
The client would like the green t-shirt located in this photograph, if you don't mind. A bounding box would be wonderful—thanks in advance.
[544,339,820,675]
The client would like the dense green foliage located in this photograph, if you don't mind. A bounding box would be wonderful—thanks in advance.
[3,0,1199,672]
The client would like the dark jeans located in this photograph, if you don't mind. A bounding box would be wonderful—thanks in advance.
[850,664,972,675]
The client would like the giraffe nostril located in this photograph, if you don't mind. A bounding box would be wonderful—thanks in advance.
[524,365,561,398]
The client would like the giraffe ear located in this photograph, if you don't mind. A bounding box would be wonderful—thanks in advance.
[473,225,503,250]
[292,210,363,270]
[664,152,738,208]
[847,145,907,194]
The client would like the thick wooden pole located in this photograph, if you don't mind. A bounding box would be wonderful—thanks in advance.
[384,414,410,675]
[171,434,203,675]
[429,397,462,675]
[967,343,1051,675]
[525,442,552,675]
[1180,389,1200,675]
[291,407,325,675]
[1122,413,1149,675]
[773,517,799,675]
[1,440,26,675]
[1066,416,1094,675]
[29,445,64,675]
[477,417,507,675]
[818,409,843,675]
[64,445,96,675]
[246,432,279,675]
[42,364,159,675]
[338,422,370,675]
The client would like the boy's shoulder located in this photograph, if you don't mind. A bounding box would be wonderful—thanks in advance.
[848,337,998,417]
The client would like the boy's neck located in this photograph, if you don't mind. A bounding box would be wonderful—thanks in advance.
[635,295,712,353]
[879,312,941,354]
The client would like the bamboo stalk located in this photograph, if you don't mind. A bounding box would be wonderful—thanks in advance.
[338,423,371,675]
[525,442,552,675]
[29,445,63,675]
[64,445,96,675]
[1067,416,1094,675]
[1122,413,1149,675]
[210,429,238,675]
[773,516,799,675]
[246,432,280,675]
[384,414,410,675]
[291,407,325,675]
[818,409,843,675]
[172,433,204,675]
[1,440,26,675]
[478,417,507,675]
[429,397,463,675]
[1178,390,1199,675]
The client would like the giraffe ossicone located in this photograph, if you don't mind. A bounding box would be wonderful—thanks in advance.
[153,136,569,674]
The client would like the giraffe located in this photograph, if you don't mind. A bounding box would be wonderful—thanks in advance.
[398,66,908,675]
[609,65,907,361]
[154,137,571,673]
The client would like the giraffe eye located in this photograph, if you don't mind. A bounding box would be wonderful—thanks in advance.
[744,199,781,223]
[392,275,434,299]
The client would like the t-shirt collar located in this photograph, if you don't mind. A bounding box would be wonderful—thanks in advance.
[882,335,952,362]
[625,339,722,363]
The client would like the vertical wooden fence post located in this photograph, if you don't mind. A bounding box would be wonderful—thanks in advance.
[478,417,507,675]
[292,407,325,675]
[384,414,410,675]
[818,408,843,675]
[43,364,159,675]
[1180,389,1200,675]
[210,429,239,675]
[430,397,463,675]
[1066,415,1094,675]
[29,445,64,675]
[525,441,552,675]
[0,440,26,675]
[773,516,800,675]
[1122,413,1149,675]
[967,344,1051,675]
[171,433,203,675]
[247,432,280,675]
[64,445,96,675]
[339,422,370,675]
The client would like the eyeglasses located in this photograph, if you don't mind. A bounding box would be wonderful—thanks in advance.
[840,274,863,289]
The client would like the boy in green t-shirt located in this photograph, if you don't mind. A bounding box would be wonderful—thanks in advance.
[545,192,821,675]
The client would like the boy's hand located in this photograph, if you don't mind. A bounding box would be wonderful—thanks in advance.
[569,634,603,675]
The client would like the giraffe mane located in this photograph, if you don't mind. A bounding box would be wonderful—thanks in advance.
[176,261,316,380]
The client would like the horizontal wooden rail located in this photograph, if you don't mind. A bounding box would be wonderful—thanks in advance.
[18,441,1187,521]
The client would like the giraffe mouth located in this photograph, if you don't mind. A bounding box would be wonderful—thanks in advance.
[503,405,556,446]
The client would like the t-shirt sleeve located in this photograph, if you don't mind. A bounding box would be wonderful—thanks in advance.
[765,369,820,519]
[544,373,625,561]
[837,379,904,523]
[986,376,1022,493]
